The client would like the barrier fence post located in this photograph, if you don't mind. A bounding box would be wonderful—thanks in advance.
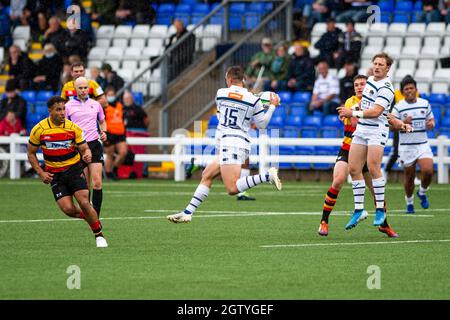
[437,135,448,184]
[174,135,186,182]
[9,134,21,179]
[259,133,269,174]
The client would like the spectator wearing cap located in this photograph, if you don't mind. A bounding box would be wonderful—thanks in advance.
[8,45,36,90]
[310,60,340,115]
[339,61,358,102]
[245,37,276,90]
[0,80,28,125]
[101,63,125,92]
[32,43,64,91]
[314,17,342,68]
[0,111,26,136]
[335,19,362,69]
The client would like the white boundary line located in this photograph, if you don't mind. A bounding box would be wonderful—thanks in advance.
[0,209,437,224]
[261,239,450,248]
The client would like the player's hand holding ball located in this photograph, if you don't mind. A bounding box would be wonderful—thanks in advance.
[269,92,280,107]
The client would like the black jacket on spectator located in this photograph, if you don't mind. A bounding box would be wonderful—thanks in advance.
[336,30,363,67]
[35,53,64,91]
[340,70,358,102]
[64,29,91,61]
[314,27,342,68]
[0,95,27,125]
[8,53,36,90]
[165,29,196,82]
[43,27,69,59]
[104,71,125,92]
[123,103,148,130]
[287,53,316,92]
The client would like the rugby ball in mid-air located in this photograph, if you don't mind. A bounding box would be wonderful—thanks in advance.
[258,91,279,108]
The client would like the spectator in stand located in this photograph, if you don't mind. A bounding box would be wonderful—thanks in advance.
[0,80,28,125]
[335,0,373,23]
[306,0,351,28]
[115,0,156,25]
[0,111,26,136]
[245,37,276,90]
[441,0,450,23]
[335,19,362,69]
[31,12,49,43]
[122,90,149,131]
[339,61,358,102]
[64,25,91,63]
[90,67,106,90]
[32,43,63,91]
[264,43,291,92]
[91,0,118,25]
[314,17,342,68]
[8,45,36,90]
[103,86,128,180]
[101,63,125,93]
[282,44,316,92]
[164,19,196,82]
[42,16,68,60]
[70,0,94,42]
[0,2,11,48]
[309,60,340,115]
[9,0,27,28]
[417,0,442,23]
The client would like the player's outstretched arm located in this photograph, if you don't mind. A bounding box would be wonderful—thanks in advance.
[27,143,53,184]
[254,93,280,129]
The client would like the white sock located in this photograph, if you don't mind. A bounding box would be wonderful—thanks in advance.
[372,177,385,209]
[405,195,414,205]
[184,184,210,215]
[237,169,251,196]
[352,179,365,210]
[419,185,428,196]
[236,172,269,193]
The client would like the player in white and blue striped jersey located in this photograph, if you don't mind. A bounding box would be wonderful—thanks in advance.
[337,53,411,234]
[167,66,282,223]
[391,76,435,214]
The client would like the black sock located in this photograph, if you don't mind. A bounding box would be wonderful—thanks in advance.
[381,217,389,228]
[113,166,118,175]
[92,189,103,218]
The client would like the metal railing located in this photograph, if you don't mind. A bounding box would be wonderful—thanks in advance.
[2,134,449,183]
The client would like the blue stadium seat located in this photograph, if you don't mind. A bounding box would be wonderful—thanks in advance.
[193,3,210,14]
[392,13,410,23]
[302,115,322,128]
[321,128,339,138]
[181,0,198,5]
[36,91,54,103]
[133,92,143,105]
[174,4,192,24]
[268,114,284,128]
[277,91,292,105]
[440,117,450,129]
[204,128,216,138]
[21,91,36,104]
[210,3,224,25]
[294,145,314,170]
[395,1,413,12]
[427,129,437,139]
[283,128,300,138]
[229,15,243,31]
[292,91,311,103]
[284,115,302,128]
[158,4,176,14]
[248,2,266,14]
[378,0,395,12]
[230,3,246,14]
[414,1,423,11]
[208,114,219,128]
[439,130,450,138]
[301,128,319,138]
[419,93,429,100]
[322,115,342,129]
[429,93,447,105]
[289,105,307,117]
[380,13,392,23]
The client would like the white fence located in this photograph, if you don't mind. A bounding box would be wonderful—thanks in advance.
[1,134,449,183]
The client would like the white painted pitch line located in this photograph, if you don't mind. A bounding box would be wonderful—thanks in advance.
[0,209,436,224]
[261,239,450,248]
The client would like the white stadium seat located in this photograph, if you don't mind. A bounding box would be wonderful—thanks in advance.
[369,23,388,36]
[355,23,368,37]
[88,60,102,68]
[148,38,164,49]
[117,69,133,82]
[432,69,450,83]
[311,23,326,37]
[104,60,120,70]
[423,36,442,48]
[362,46,380,59]
[418,59,436,70]
[401,45,420,59]
[96,38,110,48]
[431,82,449,93]
[420,46,440,59]
[367,36,384,47]
[124,47,142,60]
[425,22,446,36]
[416,82,430,95]
[142,46,161,59]
[149,25,169,38]
[414,69,434,82]
[139,59,151,69]
[360,59,372,70]
[112,38,129,48]
[203,24,222,38]
[130,38,147,48]
[121,60,138,70]
[387,23,407,35]
[13,39,27,51]
[394,69,412,82]
[132,25,150,38]
[0,47,3,62]
[88,47,106,60]
[168,25,177,35]
[385,36,403,48]
[383,46,401,59]
[406,23,426,37]
[404,36,422,47]
[13,26,30,40]
[114,25,132,39]
[106,47,124,60]
[398,59,416,72]
[440,46,450,57]
[153,68,161,78]
[96,25,115,39]
[446,23,450,35]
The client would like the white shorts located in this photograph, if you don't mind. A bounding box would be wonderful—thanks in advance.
[219,146,249,165]
[352,129,389,147]
[399,144,433,168]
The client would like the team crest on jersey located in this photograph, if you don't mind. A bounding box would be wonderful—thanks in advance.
[384,82,391,87]
[403,113,408,118]
[369,90,374,94]
[421,110,425,114]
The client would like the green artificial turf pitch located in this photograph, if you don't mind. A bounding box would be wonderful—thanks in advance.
[0,179,449,299]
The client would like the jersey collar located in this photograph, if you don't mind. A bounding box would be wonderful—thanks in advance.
[229,85,247,92]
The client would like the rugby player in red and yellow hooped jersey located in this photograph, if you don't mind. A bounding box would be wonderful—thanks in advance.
[61,62,108,108]
[27,96,108,248]
[318,75,398,237]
